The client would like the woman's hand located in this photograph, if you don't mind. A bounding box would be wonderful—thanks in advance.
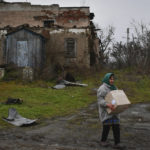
[107,103,115,111]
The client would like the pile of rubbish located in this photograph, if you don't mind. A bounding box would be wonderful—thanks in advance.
[1,73,86,126]
[4,98,23,104]
[3,108,37,127]
[52,80,88,89]
[2,98,37,127]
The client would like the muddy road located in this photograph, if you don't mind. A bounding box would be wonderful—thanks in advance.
[0,102,150,150]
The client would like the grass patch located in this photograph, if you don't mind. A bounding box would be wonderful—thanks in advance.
[0,68,150,128]
[114,70,150,103]
[0,80,96,128]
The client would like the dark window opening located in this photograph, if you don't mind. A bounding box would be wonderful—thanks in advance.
[65,38,76,58]
[43,20,54,27]
[90,51,96,66]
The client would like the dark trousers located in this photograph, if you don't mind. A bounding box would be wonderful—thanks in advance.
[101,124,120,145]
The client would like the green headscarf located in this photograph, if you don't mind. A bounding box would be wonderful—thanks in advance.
[102,73,117,90]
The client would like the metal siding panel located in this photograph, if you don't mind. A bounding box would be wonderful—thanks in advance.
[32,35,36,68]
[7,35,17,65]
[28,39,33,67]
[35,37,41,68]
[26,31,32,68]
[6,29,43,69]
[13,37,17,64]
[16,41,28,67]
[6,36,9,63]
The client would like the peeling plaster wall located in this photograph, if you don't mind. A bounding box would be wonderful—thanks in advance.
[0,30,7,38]
[0,3,59,11]
[44,28,90,68]
[0,2,99,71]
[50,29,88,34]
[0,28,93,68]
[0,3,90,28]
[56,8,89,28]
[0,11,45,27]
[68,29,88,33]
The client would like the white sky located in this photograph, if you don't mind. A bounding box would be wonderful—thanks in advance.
[6,0,150,42]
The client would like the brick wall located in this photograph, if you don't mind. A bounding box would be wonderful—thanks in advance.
[0,2,90,28]
[43,28,90,68]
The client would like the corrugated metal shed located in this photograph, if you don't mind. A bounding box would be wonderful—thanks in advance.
[6,28,45,70]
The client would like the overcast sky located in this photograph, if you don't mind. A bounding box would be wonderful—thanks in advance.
[6,0,150,42]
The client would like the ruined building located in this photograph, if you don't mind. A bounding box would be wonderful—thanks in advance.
[0,1,100,78]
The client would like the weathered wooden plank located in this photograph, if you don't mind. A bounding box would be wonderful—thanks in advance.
[6,29,44,69]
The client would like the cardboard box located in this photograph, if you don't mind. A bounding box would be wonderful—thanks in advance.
[105,90,131,114]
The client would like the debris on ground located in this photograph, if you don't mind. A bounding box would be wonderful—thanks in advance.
[2,108,37,126]
[4,98,23,104]
[52,84,66,89]
[0,103,150,150]
[63,80,88,87]
[52,80,88,89]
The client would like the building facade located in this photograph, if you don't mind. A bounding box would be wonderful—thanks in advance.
[0,1,100,77]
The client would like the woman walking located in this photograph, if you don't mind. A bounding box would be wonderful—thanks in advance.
[97,73,125,149]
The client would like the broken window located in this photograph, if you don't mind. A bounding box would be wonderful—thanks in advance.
[43,20,54,27]
[65,38,76,58]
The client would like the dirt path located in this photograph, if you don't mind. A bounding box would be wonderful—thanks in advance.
[0,102,150,150]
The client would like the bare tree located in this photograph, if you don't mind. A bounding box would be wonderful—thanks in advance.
[110,21,150,71]
[99,25,115,52]
[95,24,115,65]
